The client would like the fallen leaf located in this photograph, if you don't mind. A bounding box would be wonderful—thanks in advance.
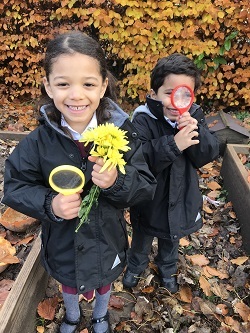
[180,237,190,247]
[0,237,19,265]
[186,254,210,266]
[207,181,221,190]
[0,279,14,308]
[16,235,34,246]
[203,202,214,214]
[141,286,154,294]
[113,280,123,292]
[203,266,229,279]
[37,296,58,320]
[223,316,244,333]
[133,296,153,322]
[109,294,124,310]
[207,190,220,199]
[231,256,249,265]
[202,162,215,170]
[179,285,192,303]
[233,301,250,322]
[199,276,212,296]
[196,297,216,316]
[127,235,132,247]
[229,211,236,219]
[210,280,230,299]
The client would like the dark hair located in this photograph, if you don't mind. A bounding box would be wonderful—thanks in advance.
[38,31,117,124]
[150,53,201,93]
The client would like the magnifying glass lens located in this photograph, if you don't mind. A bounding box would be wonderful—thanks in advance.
[49,165,85,195]
[52,170,83,189]
[173,86,193,108]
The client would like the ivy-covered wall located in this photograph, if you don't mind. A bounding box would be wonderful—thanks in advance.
[0,0,249,112]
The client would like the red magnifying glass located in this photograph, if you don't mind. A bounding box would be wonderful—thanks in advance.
[170,84,194,115]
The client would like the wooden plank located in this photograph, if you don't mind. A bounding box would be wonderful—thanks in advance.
[0,235,49,333]
[221,144,250,254]
[0,130,30,141]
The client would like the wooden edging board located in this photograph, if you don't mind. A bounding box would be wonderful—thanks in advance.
[221,144,250,254]
[0,130,30,142]
[0,235,49,333]
[1,130,48,332]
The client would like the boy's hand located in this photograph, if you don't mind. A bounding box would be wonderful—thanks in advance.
[88,155,118,189]
[177,111,198,130]
[51,191,83,220]
[174,123,199,151]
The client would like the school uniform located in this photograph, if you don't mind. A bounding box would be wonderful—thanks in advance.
[127,96,220,278]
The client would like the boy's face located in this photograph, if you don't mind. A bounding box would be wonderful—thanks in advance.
[150,74,195,121]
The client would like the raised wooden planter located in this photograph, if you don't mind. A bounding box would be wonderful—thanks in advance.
[0,236,48,333]
[0,130,48,332]
[221,144,250,254]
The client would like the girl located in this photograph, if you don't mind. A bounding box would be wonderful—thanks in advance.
[2,31,156,333]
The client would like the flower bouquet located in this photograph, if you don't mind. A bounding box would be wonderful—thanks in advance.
[75,123,131,232]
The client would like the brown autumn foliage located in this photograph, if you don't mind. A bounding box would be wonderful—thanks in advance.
[0,0,250,113]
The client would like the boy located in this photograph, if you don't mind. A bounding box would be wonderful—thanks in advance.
[122,53,219,293]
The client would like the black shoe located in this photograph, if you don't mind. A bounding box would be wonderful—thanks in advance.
[122,268,141,288]
[160,276,178,294]
[92,311,113,333]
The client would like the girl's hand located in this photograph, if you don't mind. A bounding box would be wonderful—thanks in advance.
[88,155,118,189]
[177,111,198,129]
[174,123,199,151]
[51,190,83,220]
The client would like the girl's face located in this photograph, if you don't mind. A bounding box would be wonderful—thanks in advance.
[150,74,195,121]
[43,52,108,133]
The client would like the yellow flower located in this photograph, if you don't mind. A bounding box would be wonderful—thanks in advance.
[76,123,131,232]
[79,123,130,174]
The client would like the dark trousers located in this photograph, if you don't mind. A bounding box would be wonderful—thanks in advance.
[127,227,179,278]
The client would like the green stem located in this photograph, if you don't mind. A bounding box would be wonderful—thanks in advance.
[75,185,101,233]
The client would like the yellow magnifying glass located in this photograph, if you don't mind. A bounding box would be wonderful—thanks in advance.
[49,165,85,195]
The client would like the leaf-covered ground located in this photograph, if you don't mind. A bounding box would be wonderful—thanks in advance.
[0,118,250,333]
[35,160,250,333]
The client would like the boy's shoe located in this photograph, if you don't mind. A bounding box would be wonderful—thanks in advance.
[160,276,178,294]
[122,268,141,288]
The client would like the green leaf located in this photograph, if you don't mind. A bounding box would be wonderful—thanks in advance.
[219,46,225,56]
[226,31,238,41]
[224,39,231,51]
[197,53,205,61]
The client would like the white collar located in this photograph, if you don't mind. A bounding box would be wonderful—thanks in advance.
[164,116,177,128]
[61,113,98,140]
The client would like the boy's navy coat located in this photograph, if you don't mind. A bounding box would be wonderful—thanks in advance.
[2,98,156,293]
[130,96,220,241]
